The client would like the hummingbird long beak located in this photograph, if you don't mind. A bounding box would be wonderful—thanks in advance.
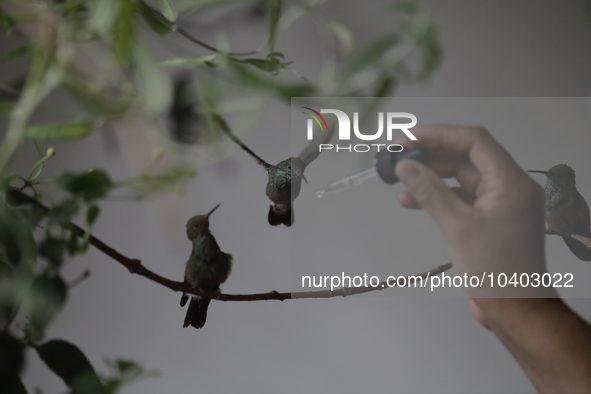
[206,204,221,218]
[528,170,549,175]
[295,169,308,184]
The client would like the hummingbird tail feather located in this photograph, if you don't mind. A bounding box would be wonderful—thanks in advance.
[183,297,211,329]
[180,293,188,307]
[563,236,591,261]
[268,205,293,227]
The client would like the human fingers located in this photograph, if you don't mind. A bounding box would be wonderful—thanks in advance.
[394,159,469,226]
[420,157,481,193]
[395,124,522,185]
[398,186,476,210]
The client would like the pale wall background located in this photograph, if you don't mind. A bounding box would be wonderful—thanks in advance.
[3,0,591,393]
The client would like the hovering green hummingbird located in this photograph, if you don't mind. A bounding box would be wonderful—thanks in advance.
[216,116,332,226]
[180,204,233,329]
[529,164,591,261]
[169,74,200,145]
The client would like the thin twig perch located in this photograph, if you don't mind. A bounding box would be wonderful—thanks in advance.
[9,189,452,301]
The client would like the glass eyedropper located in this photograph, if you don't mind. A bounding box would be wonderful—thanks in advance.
[314,148,429,198]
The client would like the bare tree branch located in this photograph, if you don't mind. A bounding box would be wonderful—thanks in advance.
[8,188,452,301]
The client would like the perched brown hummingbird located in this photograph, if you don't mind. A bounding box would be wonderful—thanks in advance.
[529,164,591,261]
[180,204,233,329]
[217,116,331,226]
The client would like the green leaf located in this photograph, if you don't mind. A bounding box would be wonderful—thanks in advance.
[103,358,158,392]
[71,372,107,394]
[37,340,103,392]
[117,359,143,374]
[56,170,113,201]
[55,1,90,20]
[232,63,315,101]
[414,23,442,81]
[7,202,45,232]
[49,199,79,225]
[139,2,176,35]
[77,236,91,254]
[276,83,315,100]
[0,334,25,382]
[327,21,355,56]
[343,35,399,77]
[0,102,14,118]
[39,236,66,268]
[243,58,273,71]
[242,52,292,74]
[130,167,196,195]
[267,52,285,60]
[134,44,173,115]
[265,0,282,50]
[0,204,37,269]
[390,1,421,15]
[373,75,396,97]
[86,205,100,226]
[0,36,58,175]
[2,175,20,190]
[28,275,68,331]
[0,209,21,266]
[67,229,79,255]
[243,58,279,73]
[2,376,27,394]
[113,0,137,63]
[61,71,134,117]
[159,54,217,68]
[87,0,117,34]
[103,378,123,393]
[24,122,93,140]
[0,9,15,32]
[0,259,13,277]
[157,0,178,22]
[0,45,32,62]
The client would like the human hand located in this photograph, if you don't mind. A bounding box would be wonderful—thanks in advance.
[391,127,591,394]
[393,125,556,307]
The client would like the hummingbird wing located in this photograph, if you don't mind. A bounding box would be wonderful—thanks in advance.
[216,115,272,170]
[574,192,591,237]
[298,124,334,168]
[563,191,591,261]
[563,237,591,261]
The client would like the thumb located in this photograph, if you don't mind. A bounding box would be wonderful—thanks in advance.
[395,159,466,227]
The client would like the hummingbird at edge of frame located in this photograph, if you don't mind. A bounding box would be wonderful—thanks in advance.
[180,204,233,329]
[529,164,591,261]
[216,115,333,227]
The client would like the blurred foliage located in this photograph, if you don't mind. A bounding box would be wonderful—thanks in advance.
[36,339,158,393]
[0,0,441,392]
